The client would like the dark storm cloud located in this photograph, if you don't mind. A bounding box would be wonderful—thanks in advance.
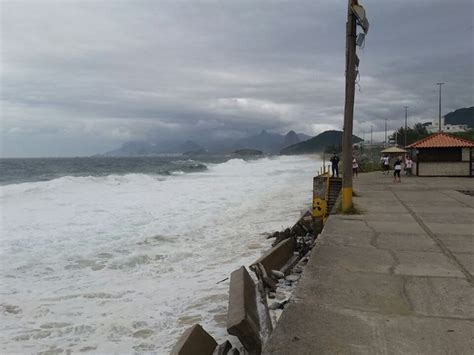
[1,0,472,156]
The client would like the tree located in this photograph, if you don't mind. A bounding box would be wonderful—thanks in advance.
[391,123,429,146]
[452,129,474,142]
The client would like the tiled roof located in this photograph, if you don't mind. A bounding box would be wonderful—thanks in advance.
[407,132,474,148]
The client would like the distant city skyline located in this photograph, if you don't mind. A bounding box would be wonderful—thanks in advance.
[1,0,473,157]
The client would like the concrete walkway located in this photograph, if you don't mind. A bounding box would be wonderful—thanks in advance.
[264,172,474,354]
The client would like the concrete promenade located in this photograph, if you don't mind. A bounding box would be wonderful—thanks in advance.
[264,172,474,354]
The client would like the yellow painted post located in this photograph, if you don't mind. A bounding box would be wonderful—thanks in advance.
[342,187,353,210]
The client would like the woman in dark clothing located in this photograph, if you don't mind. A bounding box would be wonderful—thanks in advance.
[393,157,402,183]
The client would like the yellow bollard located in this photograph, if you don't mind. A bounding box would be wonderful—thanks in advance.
[341,187,353,211]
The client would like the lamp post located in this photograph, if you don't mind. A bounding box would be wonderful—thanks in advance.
[436,83,444,132]
[404,106,408,147]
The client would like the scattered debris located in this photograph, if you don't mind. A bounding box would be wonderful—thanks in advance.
[216,277,229,284]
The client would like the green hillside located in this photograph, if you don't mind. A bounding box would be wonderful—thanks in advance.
[280,130,363,155]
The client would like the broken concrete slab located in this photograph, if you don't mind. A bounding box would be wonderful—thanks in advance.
[227,266,267,354]
[171,324,217,355]
[251,238,295,276]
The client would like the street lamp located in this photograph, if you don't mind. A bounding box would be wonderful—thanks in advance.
[436,83,444,132]
[404,106,408,147]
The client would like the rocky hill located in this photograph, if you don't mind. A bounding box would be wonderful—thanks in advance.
[280,130,363,155]
[444,107,474,128]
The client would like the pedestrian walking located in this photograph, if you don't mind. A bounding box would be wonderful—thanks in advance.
[405,156,413,176]
[382,155,390,175]
[330,153,340,178]
[393,157,402,183]
[352,156,359,177]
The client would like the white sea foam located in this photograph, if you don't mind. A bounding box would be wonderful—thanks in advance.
[0,155,321,354]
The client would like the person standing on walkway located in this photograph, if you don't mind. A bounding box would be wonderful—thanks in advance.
[393,157,402,182]
[352,156,359,177]
[382,155,390,175]
[330,153,340,178]
[405,156,413,176]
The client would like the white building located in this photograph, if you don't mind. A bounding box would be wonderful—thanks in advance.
[426,117,468,133]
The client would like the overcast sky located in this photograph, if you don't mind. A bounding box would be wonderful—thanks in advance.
[1,0,473,157]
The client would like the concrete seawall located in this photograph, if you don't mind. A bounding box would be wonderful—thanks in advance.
[264,172,474,354]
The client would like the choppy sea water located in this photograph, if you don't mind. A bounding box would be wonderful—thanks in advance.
[0,155,321,354]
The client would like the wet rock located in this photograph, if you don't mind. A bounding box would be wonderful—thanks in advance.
[285,275,300,283]
[271,270,284,279]
[269,302,280,310]
[291,224,305,236]
[269,300,289,310]
[294,266,303,274]
[268,292,276,299]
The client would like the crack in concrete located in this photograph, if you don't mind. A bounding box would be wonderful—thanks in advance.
[400,276,414,312]
[364,221,379,249]
[391,189,474,286]
[387,249,399,275]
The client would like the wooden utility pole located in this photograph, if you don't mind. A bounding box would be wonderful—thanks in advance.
[341,0,358,212]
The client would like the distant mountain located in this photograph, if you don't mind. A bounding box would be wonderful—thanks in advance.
[103,141,158,156]
[233,130,313,153]
[103,130,312,156]
[232,149,263,156]
[178,140,203,153]
[444,107,474,128]
[234,130,285,153]
[104,140,202,156]
[280,130,363,155]
[297,133,312,142]
[283,131,300,147]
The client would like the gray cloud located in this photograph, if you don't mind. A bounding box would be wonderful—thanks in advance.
[1,0,472,157]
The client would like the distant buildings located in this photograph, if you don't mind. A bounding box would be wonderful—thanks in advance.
[425,117,468,133]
